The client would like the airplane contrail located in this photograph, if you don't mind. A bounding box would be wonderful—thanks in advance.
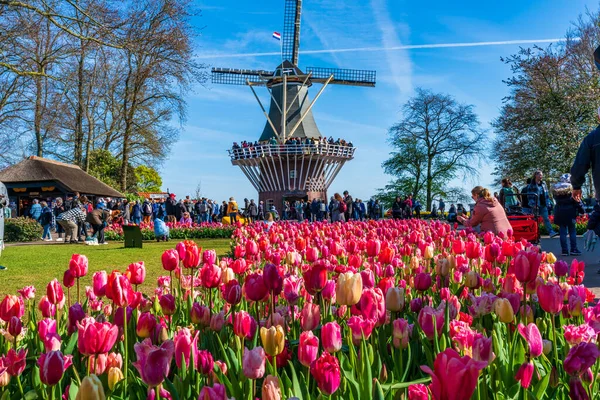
[198,38,568,59]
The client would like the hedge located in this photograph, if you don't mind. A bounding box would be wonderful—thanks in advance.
[104,225,235,241]
[4,217,42,242]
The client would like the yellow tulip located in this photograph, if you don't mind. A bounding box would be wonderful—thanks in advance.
[335,272,363,306]
[546,252,557,264]
[464,271,479,289]
[76,375,106,400]
[107,367,124,391]
[423,245,434,260]
[493,298,514,323]
[260,325,285,356]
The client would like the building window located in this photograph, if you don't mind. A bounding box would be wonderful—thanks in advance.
[266,199,275,211]
[289,170,296,179]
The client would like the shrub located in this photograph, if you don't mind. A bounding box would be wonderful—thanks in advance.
[4,217,42,242]
[104,222,234,241]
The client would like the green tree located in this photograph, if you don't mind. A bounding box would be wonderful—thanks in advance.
[134,165,162,192]
[379,89,484,211]
[87,149,137,192]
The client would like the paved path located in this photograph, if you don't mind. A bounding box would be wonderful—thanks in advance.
[539,236,600,297]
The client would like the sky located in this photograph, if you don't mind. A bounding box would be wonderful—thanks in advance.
[160,0,598,203]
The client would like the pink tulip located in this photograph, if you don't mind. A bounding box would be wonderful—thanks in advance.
[262,375,282,400]
[360,269,375,289]
[38,318,57,341]
[305,246,319,262]
[245,240,258,256]
[515,362,534,388]
[77,317,119,355]
[310,352,341,395]
[233,311,257,340]
[161,249,179,272]
[517,323,543,358]
[514,251,541,283]
[564,342,600,376]
[244,273,268,302]
[137,312,158,338]
[300,302,320,331]
[392,318,413,349]
[221,280,242,306]
[298,331,319,367]
[17,286,35,300]
[421,348,486,400]
[210,311,225,332]
[126,262,146,286]
[106,272,133,307]
[38,351,72,386]
[321,322,342,353]
[472,335,495,366]
[231,258,248,275]
[203,249,217,265]
[417,306,445,340]
[5,348,26,376]
[347,316,376,345]
[68,254,88,278]
[283,275,302,305]
[93,271,108,297]
[43,333,62,352]
[242,346,265,379]
[200,263,222,289]
[359,287,386,326]
[366,239,381,257]
[88,353,109,375]
[564,324,597,346]
[537,283,563,314]
[197,349,214,375]
[198,383,229,400]
[133,339,175,387]
[191,303,211,327]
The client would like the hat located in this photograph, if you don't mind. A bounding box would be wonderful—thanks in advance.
[170,193,176,198]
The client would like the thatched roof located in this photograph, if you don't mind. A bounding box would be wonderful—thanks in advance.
[0,156,123,198]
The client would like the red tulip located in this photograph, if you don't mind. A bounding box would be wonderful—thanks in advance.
[378,245,395,264]
[38,351,72,386]
[298,331,319,367]
[303,264,328,295]
[295,237,306,251]
[126,262,146,286]
[321,321,342,353]
[421,348,486,400]
[0,295,24,322]
[231,259,248,275]
[93,271,108,297]
[263,263,283,295]
[159,294,176,316]
[222,280,242,305]
[161,249,179,272]
[244,273,268,302]
[366,239,381,257]
[136,312,157,338]
[77,317,119,355]
[106,272,134,307]
[514,250,541,283]
[68,254,88,278]
[515,361,534,388]
[305,247,319,262]
[174,327,199,369]
[133,339,175,387]
[452,240,465,255]
[200,263,222,289]
[63,270,75,288]
[5,348,27,376]
[233,311,257,340]
[310,352,341,395]
[182,242,200,269]
[537,283,564,314]
[46,279,64,305]
[465,242,482,259]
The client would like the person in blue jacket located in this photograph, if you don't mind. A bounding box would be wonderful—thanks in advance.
[131,201,142,225]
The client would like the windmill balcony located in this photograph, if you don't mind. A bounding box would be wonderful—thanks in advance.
[228,143,356,162]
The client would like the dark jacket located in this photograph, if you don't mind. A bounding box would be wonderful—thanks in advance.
[166,198,177,216]
[553,193,585,226]
[572,124,600,198]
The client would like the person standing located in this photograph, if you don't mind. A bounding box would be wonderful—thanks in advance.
[527,170,558,237]
[499,178,519,209]
[343,191,353,221]
[392,196,403,220]
[166,194,177,223]
[40,201,53,241]
[438,198,446,215]
[248,199,258,223]
[142,199,153,224]
[131,201,142,225]
[413,199,422,219]
[227,197,239,224]
[552,174,583,256]
[296,200,305,222]
[121,199,130,224]
[30,199,42,222]
[258,201,265,221]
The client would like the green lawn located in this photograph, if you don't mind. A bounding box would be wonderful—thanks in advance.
[0,239,232,296]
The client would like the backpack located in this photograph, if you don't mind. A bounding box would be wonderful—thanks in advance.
[143,203,152,215]
[338,201,347,213]
[502,187,518,207]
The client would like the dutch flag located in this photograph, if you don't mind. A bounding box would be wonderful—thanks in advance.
[272,31,281,41]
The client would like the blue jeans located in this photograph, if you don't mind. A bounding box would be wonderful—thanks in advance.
[559,221,578,253]
[42,224,52,239]
[539,206,556,235]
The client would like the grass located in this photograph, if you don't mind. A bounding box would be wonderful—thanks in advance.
[0,239,232,296]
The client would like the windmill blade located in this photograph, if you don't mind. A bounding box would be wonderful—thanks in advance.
[306,66,376,87]
[282,0,302,65]
[211,67,274,86]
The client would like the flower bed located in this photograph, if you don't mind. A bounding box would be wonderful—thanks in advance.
[104,222,235,240]
[0,219,597,399]
[539,215,589,235]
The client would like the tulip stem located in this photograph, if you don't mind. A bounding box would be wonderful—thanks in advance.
[123,308,128,392]
[77,277,80,304]
[16,376,24,398]
[551,315,559,370]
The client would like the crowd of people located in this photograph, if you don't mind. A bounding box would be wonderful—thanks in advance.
[230,136,354,159]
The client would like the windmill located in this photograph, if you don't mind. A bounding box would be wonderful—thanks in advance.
[212,0,376,212]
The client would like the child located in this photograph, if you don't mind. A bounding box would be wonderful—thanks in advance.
[154,218,169,242]
[552,173,584,256]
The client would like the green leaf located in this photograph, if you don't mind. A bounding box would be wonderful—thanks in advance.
[163,376,181,400]
[64,332,78,355]
[360,337,373,400]
[68,380,79,400]
[381,376,431,391]
[288,361,304,400]
[340,353,360,400]
[533,369,551,399]
[23,391,39,400]
[373,379,385,400]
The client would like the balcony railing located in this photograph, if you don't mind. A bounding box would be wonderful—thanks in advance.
[228,143,356,161]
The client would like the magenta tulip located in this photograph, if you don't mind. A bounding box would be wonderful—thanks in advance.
[321,322,342,353]
[310,352,341,395]
[392,318,413,349]
[421,348,486,400]
[298,331,319,367]
[244,273,268,302]
[38,351,72,386]
[133,339,175,387]
[77,317,119,355]
[63,269,75,288]
[414,273,432,292]
[8,316,22,338]
[126,262,146,286]
[233,311,257,340]
[197,349,214,375]
[366,239,381,257]
[161,249,179,272]
[67,303,85,334]
[159,294,176,316]
[222,280,242,305]
[300,302,320,331]
[174,328,198,369]
[242,346,266,379]
[190,303,211,327]
[472,335,495,366]
[408,384,429,400]
[517,323,543,358]
[417,306,445,340]
[564,342,600,376]
[5,348,26,376]
[514,250,541,283]
[200,263,222,289]
[554,260,569,277]
[347,316,376,345]
[203,249,217,266]
[137,312,158,339]
[537,283,564,314]
[515,362,534,388]
[68,254,88,278]
[263,263,283,295]
[93,271,108,297]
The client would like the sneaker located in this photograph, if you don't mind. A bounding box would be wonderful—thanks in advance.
[561,252,569,256]
[56,238,63,242]
[550,232,560,238]
[571,250,582,256]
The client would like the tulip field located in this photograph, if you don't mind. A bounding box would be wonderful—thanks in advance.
[0,219,599,399]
